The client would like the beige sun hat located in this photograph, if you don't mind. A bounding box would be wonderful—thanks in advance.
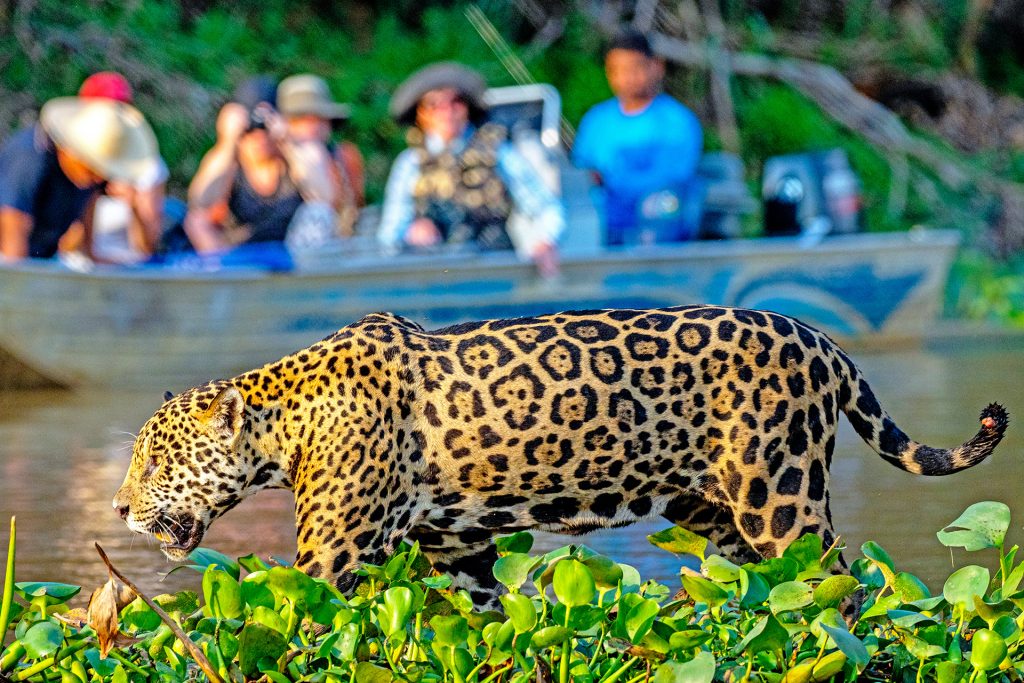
[277,74,351,120]
[40,97,160,184]
[389,62,488,125]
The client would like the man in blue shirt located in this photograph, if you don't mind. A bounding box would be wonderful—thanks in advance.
[573,31,704,246]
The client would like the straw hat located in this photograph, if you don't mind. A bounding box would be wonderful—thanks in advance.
[389,62,487,125]
[277,74,350,120]
[40,97,160,184]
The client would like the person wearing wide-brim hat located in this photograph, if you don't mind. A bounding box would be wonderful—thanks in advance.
[277,74,365,235]
[0,96,160,261]
[378,62,565,277]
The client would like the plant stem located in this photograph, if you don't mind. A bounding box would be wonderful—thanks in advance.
[480,662,514,683]
[599,655,639,683]
[0,517,14,652]
[560,604,572,683]
[10,640,88,681]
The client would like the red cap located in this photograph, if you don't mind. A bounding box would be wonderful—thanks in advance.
[78,72,133,104]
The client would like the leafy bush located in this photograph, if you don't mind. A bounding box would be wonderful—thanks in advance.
[2,501,1024,681]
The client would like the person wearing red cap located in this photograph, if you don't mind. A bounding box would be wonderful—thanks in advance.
[0,96,160,262]
[59,71,172,263]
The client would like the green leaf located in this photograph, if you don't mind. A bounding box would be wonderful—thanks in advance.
[703,555,741,583]
[431,615,468,646]
[783,534,823,572]
[647,527,709,560]
[202,567,243,620]
[238,623,287,676]
[937,502,1011,552]
[421,575,452,590]
[240,573,276,610]
[893,572,930,602]
[969,628,1008,671]
[553,559,596,607]
[669,629,714,651]
[188,547,240,580]
[493,553,539,591]
[768,581,814,613]
[14,582,81,604]
[237,553,270,573]
[530,625,572,649]
[378,586,413,637]
[495,531,534,555]
[943,566,990,611]
[500,593,538,633]
[21,621,63,659]
[860,542,897,585]
[354,662,395,682]
[583,554,624,590]
[734,613,789,655]
[681,574,729,609]
[901,632,946,659]
[813,575,860,609]
[120,598,161,632]
[264,566,316,607]
[739,568,770,608]
[748,557,799,587]
[620,595,660,642]
[251,605,288,635]
[653,651,716,682]
[820,623,870,667]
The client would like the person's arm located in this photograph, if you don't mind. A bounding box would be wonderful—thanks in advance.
[496,143,566,259]
[338,143,365,207]
[188,104,246,210]
[378,149,434,251]
[128,182,165,255]
[0,207,33,261]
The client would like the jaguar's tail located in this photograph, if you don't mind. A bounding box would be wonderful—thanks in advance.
[838,355,1008,475]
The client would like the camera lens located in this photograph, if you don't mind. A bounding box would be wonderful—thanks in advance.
[248,109,266,132]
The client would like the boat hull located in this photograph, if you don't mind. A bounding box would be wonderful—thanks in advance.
[0,230,959,389]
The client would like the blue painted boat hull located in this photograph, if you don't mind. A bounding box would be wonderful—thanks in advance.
[0,230,960,388]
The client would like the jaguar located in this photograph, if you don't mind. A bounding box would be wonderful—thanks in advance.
[113,306,1008,607]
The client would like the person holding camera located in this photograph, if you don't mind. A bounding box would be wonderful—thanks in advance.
[184,76,341,261]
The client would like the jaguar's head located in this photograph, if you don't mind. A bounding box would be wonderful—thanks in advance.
[113,383,249,561]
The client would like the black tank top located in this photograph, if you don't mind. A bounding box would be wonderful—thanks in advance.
[226,164,303,243]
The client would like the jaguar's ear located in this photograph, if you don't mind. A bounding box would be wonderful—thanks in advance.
[163,390,174,402]
[195,387,245,443]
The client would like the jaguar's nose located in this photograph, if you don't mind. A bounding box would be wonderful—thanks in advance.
[114,500,130,520]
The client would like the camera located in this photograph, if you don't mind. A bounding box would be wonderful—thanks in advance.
[247,107,267,132]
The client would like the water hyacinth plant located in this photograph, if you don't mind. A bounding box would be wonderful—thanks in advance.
[0,501,1023,681]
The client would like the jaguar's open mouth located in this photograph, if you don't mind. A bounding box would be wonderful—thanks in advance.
[150,513,205,559]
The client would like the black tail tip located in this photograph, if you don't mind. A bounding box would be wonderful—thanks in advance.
[980,403,1009,434]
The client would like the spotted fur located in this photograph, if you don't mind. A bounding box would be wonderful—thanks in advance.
[114,306,1008,607]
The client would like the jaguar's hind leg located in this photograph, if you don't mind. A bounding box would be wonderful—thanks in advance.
[662,496,762,565]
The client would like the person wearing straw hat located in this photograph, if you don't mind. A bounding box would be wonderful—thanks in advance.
[378,62,564,277]
[0,96,160,262]
[277,73,364,241]
[57,71,176,263]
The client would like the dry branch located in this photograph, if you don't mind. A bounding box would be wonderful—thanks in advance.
[94,543,225,683]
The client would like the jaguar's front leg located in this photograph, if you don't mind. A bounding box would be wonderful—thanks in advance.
[293,469,420,594]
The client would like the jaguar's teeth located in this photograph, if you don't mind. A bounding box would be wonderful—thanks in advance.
[154,531,170,543]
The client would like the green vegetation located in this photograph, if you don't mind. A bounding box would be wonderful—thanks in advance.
[2,1,1024,322]
[3,501,1024,681]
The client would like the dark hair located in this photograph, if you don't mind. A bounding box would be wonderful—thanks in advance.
[607,30,654,58]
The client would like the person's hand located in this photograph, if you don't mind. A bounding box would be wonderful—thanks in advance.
[104,180,136,203]
[531,240,560,279]
[256,104,288,145]
[215,103,250,145]
[405,218,442,247]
